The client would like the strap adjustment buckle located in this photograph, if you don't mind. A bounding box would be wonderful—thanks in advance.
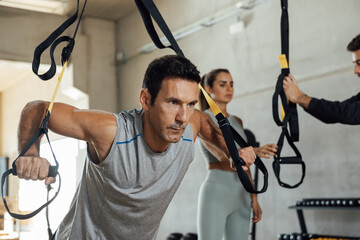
[218,118,229,128]
[61,39,75,65]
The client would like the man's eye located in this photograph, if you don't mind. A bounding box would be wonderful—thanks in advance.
[170,100,177,105]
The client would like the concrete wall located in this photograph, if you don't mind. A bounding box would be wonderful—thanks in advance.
[116,0,360,239]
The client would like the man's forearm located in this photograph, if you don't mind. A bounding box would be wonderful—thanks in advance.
[296,94,312,109]
[17,101,48,155]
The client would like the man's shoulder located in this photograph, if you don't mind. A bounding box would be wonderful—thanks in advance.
[116,109,144,122]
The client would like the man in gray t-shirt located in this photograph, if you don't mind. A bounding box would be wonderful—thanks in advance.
[15,55,256,240]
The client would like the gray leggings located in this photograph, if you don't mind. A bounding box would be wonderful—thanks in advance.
[197,170,251,240]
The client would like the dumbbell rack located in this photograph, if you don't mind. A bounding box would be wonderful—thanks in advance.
[278,233,360,240]
[278,198,360,240]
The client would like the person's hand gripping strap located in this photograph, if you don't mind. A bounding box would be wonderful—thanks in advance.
[1,0,87,220]
[1,112,62,219]
[271,0,305,188]
[135,0,268,194]
[272,0,299,141]
[199,84,268,194]
[0,60,70,219]
[2,43,69,220]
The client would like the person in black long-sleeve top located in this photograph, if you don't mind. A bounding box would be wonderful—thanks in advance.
[283,33,360,125]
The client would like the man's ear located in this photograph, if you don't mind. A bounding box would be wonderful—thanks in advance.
[140,88,152,110]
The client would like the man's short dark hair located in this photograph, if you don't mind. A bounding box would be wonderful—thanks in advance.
[142,55,200,105]
[347,33,360,51]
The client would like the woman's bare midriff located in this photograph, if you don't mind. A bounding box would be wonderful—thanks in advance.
[208,161,236,172]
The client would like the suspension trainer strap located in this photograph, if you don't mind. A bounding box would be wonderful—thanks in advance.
[199,85,268,193]
[271,0,305,188]
[1,0,87,220]
[0,64,67,219]
[135,0,268,194]
[32,0,87,80]
[134,0,184,57]
[272,127,305,188]
[1,110,62,219]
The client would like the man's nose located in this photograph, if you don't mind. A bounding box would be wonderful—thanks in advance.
[354,64,360,75]
[175,106,188,124]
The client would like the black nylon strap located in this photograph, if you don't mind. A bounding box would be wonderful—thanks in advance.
[272,0,304,188]
[272,127,305,188]
[135,0,268,194]
[272,72,291,127]
[215,115,268,194]
[1,172,61,220]
[46,184,53,240]
[32,0,87,80]
[280,0,289,63]
[134,0,184,57]
[272,0,299,141]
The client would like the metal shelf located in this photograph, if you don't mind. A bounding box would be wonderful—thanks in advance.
[286,198,360,235]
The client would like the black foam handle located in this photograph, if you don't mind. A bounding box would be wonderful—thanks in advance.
[48,166,58,178]
[272,160,306,188]
[11,164,57,178]
[277,157,303,164]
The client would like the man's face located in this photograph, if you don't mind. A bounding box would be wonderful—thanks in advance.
[352,49,360,78]
[146,78,199,145]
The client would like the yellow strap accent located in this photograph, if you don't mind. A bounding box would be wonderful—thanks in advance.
[280,104,285,120]
[198,83,223,116]
[278,54,290,120]
[48,61,67,113]
[278,54,289,69]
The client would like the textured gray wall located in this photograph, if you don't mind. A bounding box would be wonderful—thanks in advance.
[116,0,360,239]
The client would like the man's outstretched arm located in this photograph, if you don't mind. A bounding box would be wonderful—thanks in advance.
[16,100,117,184]
[283,75,360,124]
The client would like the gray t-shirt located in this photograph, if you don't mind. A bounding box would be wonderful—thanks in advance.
[55,109,195,240]
[199,109,247,163]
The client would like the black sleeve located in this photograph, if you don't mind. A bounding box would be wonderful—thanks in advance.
[304,92,360,125]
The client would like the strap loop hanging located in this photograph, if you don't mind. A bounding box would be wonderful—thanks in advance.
[1,110,62,219]
[134,0,184,57]
[272,127,305,188]
[272,0,305,188]
[199,85,268,194]
[32,0,87,80]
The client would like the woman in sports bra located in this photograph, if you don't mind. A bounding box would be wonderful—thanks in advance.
[197,68,278,240]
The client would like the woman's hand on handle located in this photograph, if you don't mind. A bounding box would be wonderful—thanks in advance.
[254,144,278,159]
[237,146,256,170]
